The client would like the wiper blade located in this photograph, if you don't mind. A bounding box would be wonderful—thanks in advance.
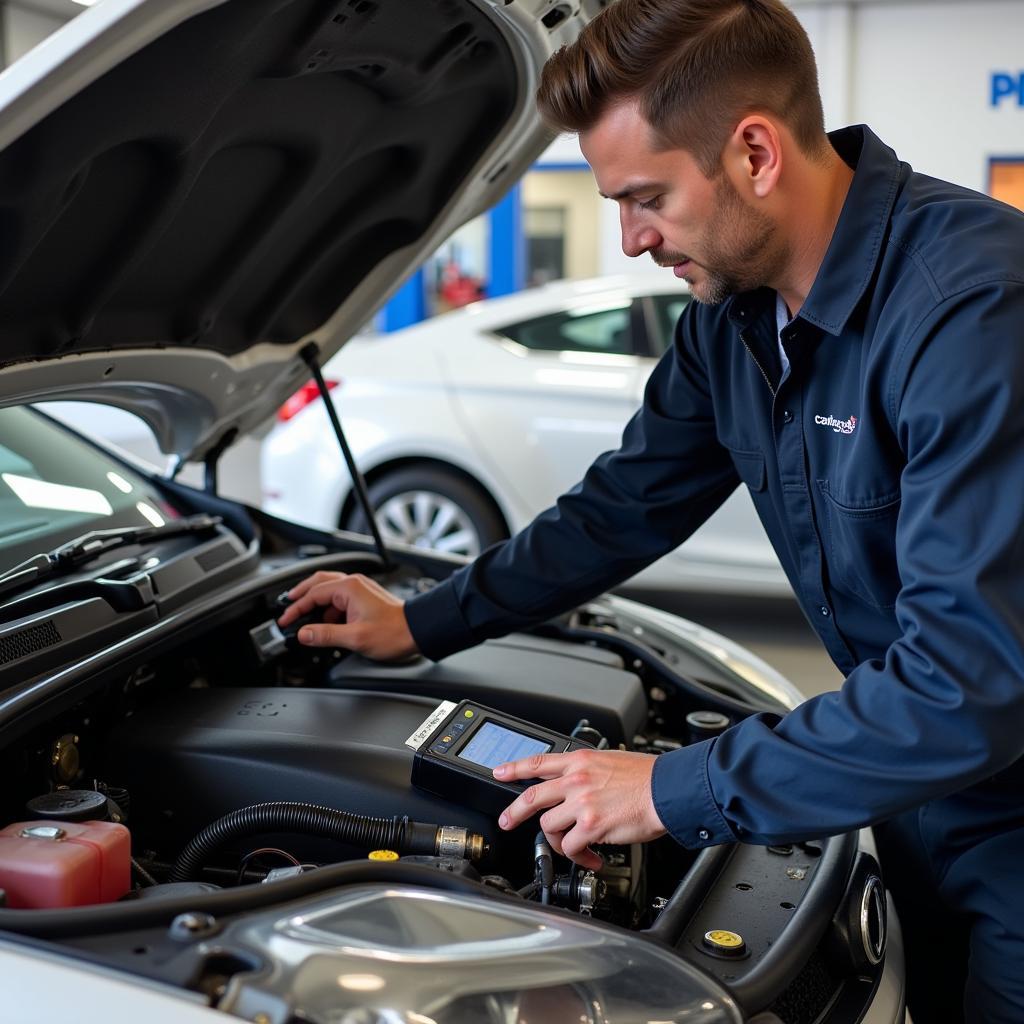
[0,513,222,600]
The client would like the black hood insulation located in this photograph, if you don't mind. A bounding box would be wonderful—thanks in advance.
[0,0,516,363]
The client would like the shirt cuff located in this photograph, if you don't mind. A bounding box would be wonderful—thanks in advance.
[404,579,478,662]
[651,738,736,848]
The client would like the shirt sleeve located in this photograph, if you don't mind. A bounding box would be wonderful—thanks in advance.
[654,280,1024,849]
[405,302,740,662]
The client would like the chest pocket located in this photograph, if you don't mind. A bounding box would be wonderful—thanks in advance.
[729,448,767,493]
[817,480,902,609]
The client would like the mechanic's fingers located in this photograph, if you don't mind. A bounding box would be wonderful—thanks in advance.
[277,587,325,626]
[286,571,346,603]
[538,804,578,838]
[493,752,573,784]
[277,593,326,626]
[497,777,574,830]
[534,816,603,871]
[296,621,364,651]
[277,578,355,625]
[541,828,567,857]
[559,831,603,872]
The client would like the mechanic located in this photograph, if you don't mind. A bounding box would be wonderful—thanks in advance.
[278,1,1024,1020]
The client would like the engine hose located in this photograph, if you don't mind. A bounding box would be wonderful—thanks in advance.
[169,802,448,883]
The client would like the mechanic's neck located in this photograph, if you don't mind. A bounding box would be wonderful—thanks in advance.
[772,149,855,317]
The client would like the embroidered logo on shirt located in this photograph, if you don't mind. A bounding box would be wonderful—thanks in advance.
[814,413,858,435]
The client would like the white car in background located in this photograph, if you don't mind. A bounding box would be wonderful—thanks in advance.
[262,275,790,596]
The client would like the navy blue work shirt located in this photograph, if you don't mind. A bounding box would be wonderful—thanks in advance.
[405,125,1024,850]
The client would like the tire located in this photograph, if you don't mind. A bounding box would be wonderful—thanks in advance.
[347,466,507,558]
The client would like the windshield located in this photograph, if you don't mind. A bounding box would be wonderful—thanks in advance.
[0,407,183,575]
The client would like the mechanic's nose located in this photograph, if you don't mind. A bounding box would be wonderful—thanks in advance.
[620,210,661,258]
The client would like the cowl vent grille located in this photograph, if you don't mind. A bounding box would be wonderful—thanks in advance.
[0,620,62,665]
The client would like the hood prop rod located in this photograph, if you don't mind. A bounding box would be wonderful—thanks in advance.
[301,343,392,569]
[202,427,238,494]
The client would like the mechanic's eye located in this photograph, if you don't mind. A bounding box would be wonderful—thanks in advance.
[638,195,662,211]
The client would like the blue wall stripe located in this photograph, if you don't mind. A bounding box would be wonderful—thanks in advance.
[487,182,524,298]
[531,161,590,172]
[379,268,426,332]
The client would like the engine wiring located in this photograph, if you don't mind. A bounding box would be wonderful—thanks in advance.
[236,847,301,885]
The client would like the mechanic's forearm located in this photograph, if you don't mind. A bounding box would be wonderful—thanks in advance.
[404,463,733,662]
[404,338,739,661]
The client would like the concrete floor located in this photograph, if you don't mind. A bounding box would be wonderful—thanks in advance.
[621,588,846,700]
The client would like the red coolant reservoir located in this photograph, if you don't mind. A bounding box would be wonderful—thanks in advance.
[0,819,131,908]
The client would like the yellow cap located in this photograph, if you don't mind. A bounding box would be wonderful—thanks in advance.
[368,849,399,861]
[702,930,746,956]
[464,709,474,718]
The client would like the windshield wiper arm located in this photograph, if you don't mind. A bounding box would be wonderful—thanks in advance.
[0,513,222,600]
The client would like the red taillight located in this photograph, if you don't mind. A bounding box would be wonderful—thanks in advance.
[277,378,340,422]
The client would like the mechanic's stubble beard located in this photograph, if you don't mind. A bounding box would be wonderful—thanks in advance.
[654,173,788,306]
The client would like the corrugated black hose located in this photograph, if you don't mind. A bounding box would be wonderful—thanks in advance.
[169,801,442,883]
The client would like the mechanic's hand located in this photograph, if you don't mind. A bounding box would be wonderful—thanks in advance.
[277,571,419,661]
[494,749,666,871]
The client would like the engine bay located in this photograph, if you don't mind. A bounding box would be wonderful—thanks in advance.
[0,537,887,1023]
[0,562,732,926]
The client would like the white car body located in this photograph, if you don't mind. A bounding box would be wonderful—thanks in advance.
[263,275,791,595]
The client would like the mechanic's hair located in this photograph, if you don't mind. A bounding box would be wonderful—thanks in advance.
[537,0,828,175]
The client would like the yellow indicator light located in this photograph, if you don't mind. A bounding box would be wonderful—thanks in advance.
[368,849,399,861]
[464,710,474,718]
[702,929,747,957]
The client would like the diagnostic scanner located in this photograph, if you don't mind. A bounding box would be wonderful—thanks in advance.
[407,699,592,817]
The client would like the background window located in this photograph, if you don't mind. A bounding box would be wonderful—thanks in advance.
[497,304,634,355]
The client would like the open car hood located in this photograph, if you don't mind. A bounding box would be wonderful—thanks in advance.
[0,0,591,462]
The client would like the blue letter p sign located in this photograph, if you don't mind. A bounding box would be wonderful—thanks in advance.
[991,72,1024,107]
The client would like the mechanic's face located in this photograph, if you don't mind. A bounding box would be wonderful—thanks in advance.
[581,102,786,304]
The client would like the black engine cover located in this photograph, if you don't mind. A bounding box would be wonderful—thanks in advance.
[328,633,648,748]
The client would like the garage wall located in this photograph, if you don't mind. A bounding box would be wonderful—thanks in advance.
[796,0,1024,194]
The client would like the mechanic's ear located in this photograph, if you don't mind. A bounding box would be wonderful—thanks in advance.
[725,116,783,200]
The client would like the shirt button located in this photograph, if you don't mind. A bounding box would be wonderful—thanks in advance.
[698,829,711,841]
[819,605,831,618]
[782,409,794,424]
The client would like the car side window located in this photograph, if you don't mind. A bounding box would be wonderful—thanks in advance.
[495,304,634,355]
[649,294,692,355]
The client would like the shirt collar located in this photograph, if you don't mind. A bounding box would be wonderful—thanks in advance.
[728,125,903,337]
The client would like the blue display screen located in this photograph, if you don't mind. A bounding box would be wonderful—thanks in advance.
[457,721,552,770]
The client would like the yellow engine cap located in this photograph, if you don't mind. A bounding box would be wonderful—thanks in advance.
[368,849,399,861]
[702,929,747,957]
